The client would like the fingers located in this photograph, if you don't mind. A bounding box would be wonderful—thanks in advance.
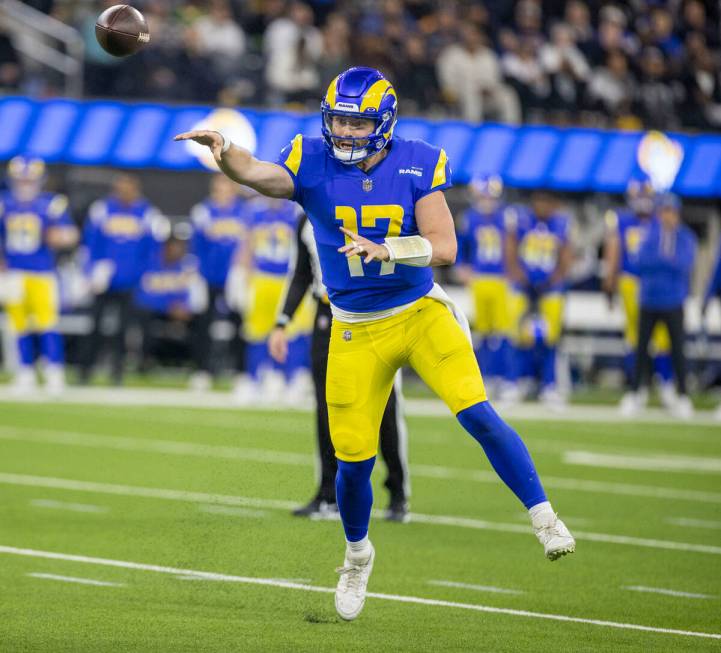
[339,227,359,240]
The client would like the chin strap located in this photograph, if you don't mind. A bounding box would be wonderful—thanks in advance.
[383,235,433,267]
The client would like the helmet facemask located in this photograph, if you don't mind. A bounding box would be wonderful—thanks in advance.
[321,108,396,164]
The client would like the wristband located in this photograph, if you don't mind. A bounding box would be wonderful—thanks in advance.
[274,314,291,329]
[219,132,231,154]
[383,235,433,267]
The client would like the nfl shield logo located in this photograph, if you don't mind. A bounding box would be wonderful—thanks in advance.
[362,178,373,193]
[342,330,352,341]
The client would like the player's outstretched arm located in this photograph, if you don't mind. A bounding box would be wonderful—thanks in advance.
[173,130,295,200]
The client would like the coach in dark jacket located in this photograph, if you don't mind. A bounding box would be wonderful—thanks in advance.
[629,193,696,418]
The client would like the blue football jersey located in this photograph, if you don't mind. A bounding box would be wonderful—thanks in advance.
[516,210,570,288]
[84,196,160,291]
[0,191,73,272]
[457,206,513,275]
[135,249,199,314]
[604,209,651,277]
[190,197,249,288]
[277,135,452,312]
[248,199,297,276]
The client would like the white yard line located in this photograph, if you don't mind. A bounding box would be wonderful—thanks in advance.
[27,572,125,587]
[3,426,720,504]
[623,586,716,600]
[30,499,108,514]
[665,517,721,530]
[2,546,719,641]
[564,451,721,474]
[1,387,720,427]
[2,473,720,556]
[428,580,524,595]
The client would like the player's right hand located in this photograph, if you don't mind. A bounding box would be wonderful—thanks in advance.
[268,327,289,364]
[173,130,224,159]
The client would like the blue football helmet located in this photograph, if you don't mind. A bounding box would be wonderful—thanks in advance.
[626,176,655,216]
[321,67,398,164]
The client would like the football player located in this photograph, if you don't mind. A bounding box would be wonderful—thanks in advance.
[0,157,78,394]
[79,174,163,384]
[506,191,572,408]
[603,178,675,413]
[176,67,575,622]
[189,174,250,391]
[455,174,518,401]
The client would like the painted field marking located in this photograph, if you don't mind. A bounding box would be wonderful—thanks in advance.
[428,580,524,595]
[623,586,716,600]
[563,451,721,474]
[3,426,720,504]
[30,499,108,514]
[2,473,721,556]
[198,504,268,518]
[27,572,125,587]
[175,574,312,583]
[666,517,721,530]
[2,546,719,641]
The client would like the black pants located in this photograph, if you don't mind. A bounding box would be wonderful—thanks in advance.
[80,289,134,383]
[632,305,687,395]
[312,301,408,504]
[193,286,245,375]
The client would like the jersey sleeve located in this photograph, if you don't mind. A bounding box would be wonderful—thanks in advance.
[415,144,452,202]
[276,134,304,204]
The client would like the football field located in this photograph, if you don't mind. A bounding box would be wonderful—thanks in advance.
[1,395,720,652]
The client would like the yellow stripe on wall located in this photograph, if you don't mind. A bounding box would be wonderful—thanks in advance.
[431,149,448,189]
[284,134,303,176]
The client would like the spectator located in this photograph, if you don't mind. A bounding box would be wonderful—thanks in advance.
[0,22,21,91]
[586,5,639,67]
[502,39,551,119]
[264,1,323,105]
[564,0,595,59]
[634,46,681,130]
[679,0,719,50]
[624,194,697,419]
[680,42,721,129]
[437,25,520,124]
[648,6,684,69]
[394,33,441,115]
[539,22,591,118]
[191,0,246,78]
[317,12,351,89]
[587,49,636,121]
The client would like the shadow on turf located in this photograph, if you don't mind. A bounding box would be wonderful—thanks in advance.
[304,611,340,625]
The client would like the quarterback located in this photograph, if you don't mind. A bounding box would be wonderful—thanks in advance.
[176,67,575,621]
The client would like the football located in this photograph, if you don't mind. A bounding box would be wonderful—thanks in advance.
[95,4,150,57]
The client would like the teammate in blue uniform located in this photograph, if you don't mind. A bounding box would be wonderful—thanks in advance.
[135,229,206,372]
[702,238,721,421]
[0,157,78,393]
[456,174,517,398]
[176,66,575,621]
[507,192,572,406]
[603,179,675,411]
[189,174,249,390]
[80,174,162,384]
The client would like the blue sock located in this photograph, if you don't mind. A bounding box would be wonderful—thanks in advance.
[246,341,269,381]
[17,334,36,366]
[39,331,64,365]
[540,344,556,388]
[336,457,376,542]
[654,354,673,383]
[623,351,635,385]
[457,401,547,509]
[498,338,515,382]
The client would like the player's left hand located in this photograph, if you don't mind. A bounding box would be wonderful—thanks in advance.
[338,227,390,263]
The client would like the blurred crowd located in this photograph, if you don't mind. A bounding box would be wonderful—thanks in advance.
[2,0,721,130]
[1,157,720,419]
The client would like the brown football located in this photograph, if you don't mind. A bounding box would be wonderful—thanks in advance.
[95,5,150,57]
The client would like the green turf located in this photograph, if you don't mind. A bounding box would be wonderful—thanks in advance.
[0,401,720,652]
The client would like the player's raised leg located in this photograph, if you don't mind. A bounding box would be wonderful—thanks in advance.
[326,316,399,620]
[407,297,575,560]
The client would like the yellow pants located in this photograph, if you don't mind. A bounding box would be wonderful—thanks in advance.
[4,272,59,333]
[513,292,565,346]
[469,275,511,336]
[327,297,487,462]
[619,274,670,352]
[244,273,286,342]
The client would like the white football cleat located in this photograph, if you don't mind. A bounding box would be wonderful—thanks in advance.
[335,543,375,621]
[44,365,66,397]
[619,388,647,417]
[671,394,694,420]
[533,513,576,561]
[11,366,37,396]
[188,371,212,392]
[659,382,677,410]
